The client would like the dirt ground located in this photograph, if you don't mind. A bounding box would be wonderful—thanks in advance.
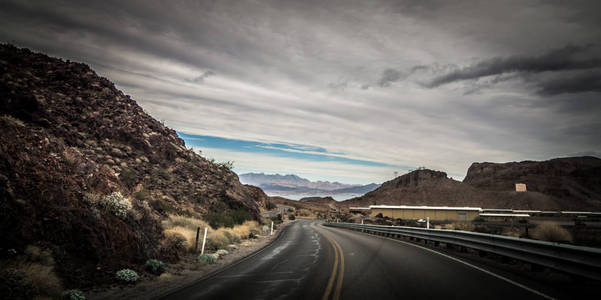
[87,221,290,300]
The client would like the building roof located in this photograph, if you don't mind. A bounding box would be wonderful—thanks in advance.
[369,205,482,211]
[480,213,530,217]
[512,210,541,213]
[481,208,513,212]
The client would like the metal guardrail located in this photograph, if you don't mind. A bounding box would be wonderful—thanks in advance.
[324,222,601,281]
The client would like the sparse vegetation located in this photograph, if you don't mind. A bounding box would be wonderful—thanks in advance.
[145,259,166,275]
[532,222,573,243]
[265,201,277,210]
[62,289,86,300]
[218,160,234,170]
[205,208,251,228]
[0,114,25,127]
[0,245,63,299]
[101,192,132,219]
[162,215,261,252]
[83,191,132,219]
[115,269,139,283]
[197,254,217,265]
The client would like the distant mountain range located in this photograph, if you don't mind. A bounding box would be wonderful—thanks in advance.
[239,173,380,200]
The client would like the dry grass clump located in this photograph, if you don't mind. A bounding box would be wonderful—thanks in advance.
[162,215,260,252]
[532,222,573,243]
[0,245,63,298]
[444,222,475,231]
[0,114,25,127]
[163,215,210,230]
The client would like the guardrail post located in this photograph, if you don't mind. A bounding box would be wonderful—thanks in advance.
[194,227,200,252]
[200,227,208,255]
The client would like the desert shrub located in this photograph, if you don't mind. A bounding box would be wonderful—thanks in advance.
[115,269,139,283]
[82,192,101,206]
[269,214,283,225]
[119,168,137,188]
[145,259,166,275]
[101,192,132,219]
[62,289,86,300]
[205,212,235,228]
[265,201,276,210]
[223,230,241,244]
[216,249,229,257]
[133,189,150,201]
[18,262,62,296]
[24,245,55,266]
[151,199,177,214]
[198,254,217,265]
[288,214,296,220]
[231,209,251,224]
[232,221,260,238]
[0,114,25,127]
[164,227,193,249]
[163,215,209,230]
[206,230,230,250]
[451,222,475,232]
[532,222,573,243]
[161,231,188,260]
[205,209,251,228]
[218,161,234,170]
[62,151,78,167]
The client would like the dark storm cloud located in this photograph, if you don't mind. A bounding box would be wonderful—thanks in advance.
[426,44,601,94]
[1,0,600,180]
[537,71,601,96]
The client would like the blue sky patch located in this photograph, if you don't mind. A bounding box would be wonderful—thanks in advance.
[178,132,403,169]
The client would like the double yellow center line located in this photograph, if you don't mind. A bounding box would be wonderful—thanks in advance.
[312,223,344,300]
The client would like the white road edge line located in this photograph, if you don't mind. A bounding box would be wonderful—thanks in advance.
[353,229,556,300]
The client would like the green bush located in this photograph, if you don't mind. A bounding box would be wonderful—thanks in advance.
[265,201,276,210]
[198,253,217,265]
[144,259,166,275]
[62,289,85,300]
[205,209,251,228]
[115,269,139,283]
[288,214,296,220]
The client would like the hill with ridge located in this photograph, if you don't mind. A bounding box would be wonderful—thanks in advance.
[341,157,601,211]
[0,44,263,288]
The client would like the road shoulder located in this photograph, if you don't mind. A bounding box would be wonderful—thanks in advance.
[88,221,292,300]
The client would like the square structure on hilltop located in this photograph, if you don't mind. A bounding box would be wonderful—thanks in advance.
[515,183,527,192]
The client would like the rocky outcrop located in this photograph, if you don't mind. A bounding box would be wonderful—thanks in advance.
[464,156,601,208]
[299,196,336,204]
[0,44,261,287]
[342,160,601,211]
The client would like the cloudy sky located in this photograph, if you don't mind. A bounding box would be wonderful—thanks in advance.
[2,0,600,184]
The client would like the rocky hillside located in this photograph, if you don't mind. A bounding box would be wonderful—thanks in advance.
[342,160,601,211]
[0,44,262,287]
[464,157,601,208]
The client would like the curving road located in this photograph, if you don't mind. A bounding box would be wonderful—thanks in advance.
[160,219,555,300]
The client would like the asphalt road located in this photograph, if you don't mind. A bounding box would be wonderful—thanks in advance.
[161,219,552,300]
